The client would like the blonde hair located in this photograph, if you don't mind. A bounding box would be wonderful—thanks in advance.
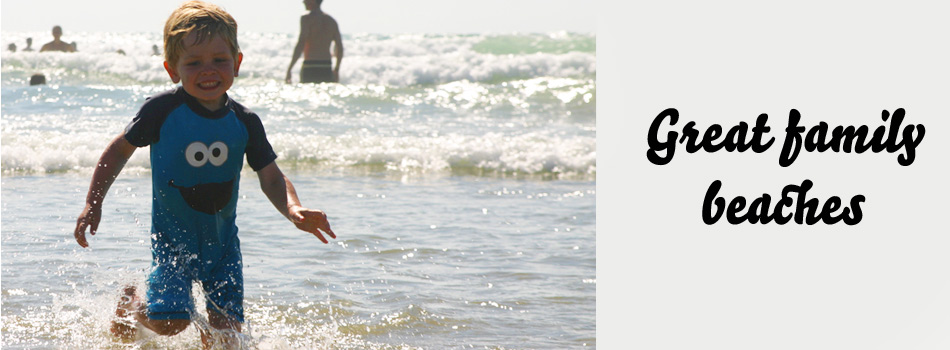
[163,1,240,66]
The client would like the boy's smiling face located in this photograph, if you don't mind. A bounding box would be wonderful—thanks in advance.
[164,31,242,111]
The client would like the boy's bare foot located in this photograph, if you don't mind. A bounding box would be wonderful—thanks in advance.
[110,285,140,341]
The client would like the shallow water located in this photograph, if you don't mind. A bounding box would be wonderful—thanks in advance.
[1,31,595,349]
[2,173,595,349]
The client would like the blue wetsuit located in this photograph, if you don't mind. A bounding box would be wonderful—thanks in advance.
[124,87,277,323]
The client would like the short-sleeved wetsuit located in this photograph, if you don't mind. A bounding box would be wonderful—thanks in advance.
[124,86,277,323]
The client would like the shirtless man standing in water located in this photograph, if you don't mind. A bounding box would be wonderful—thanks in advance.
[40,26,76,52]
[286,0,343,83]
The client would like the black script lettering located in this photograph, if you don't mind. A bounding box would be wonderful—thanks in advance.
[792,179,820,224]
[774,185,796,225]
[647,108,775,166]
[780,108,925,167]
[779,109,805,167]
[890,109,926,166]
[647,108,679,165]
[746,114,775,153]
[746,194,772,224]
[703,180,726,224]
[830,124,870,152]
[726,195,747,223]
[845,195,865,225]
[804,122,834,152]
[679,121,704,153]
[702,179,865,225]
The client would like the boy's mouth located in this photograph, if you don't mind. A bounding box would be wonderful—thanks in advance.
[198,81,221,90]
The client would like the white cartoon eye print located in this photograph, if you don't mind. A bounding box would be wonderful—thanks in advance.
[185,141,228,167]
[208,141,229,166]
[185,142,209,167]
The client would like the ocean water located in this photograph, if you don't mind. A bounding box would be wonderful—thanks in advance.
[0,31,595,349]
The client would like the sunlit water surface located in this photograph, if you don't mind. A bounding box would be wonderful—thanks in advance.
[1,30,595,349]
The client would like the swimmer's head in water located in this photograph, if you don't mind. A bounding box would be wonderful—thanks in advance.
[163,0,240,67]
[30,74,46,86]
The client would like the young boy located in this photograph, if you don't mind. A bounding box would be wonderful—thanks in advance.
[72,1,336,346]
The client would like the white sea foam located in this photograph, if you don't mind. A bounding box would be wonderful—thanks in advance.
[2,31,594,86]
[2,31,595,178]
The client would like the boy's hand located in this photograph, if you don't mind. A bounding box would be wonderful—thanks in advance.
[290,206,336,244]
[74,203,102,248]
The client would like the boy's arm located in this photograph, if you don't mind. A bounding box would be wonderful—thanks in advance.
[74,133,137,248]
[257,162,336,243]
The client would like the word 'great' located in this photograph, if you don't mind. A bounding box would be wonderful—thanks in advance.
[646,108,926,167]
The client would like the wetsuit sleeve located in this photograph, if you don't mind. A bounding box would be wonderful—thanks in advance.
[124,89,181,147]
[237,109,278,171]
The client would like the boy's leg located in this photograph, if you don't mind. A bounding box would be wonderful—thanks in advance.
[110,286,192,340]
[200,309,242,349]
[133,260,197,337]
[110,286,139,340]
[137,311,192,336]
[200,249,245,348]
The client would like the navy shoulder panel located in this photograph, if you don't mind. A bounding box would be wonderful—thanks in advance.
[229,98,278,171]
[124,87,185,147]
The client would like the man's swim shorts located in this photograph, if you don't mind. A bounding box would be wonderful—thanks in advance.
[301,60,334,83]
